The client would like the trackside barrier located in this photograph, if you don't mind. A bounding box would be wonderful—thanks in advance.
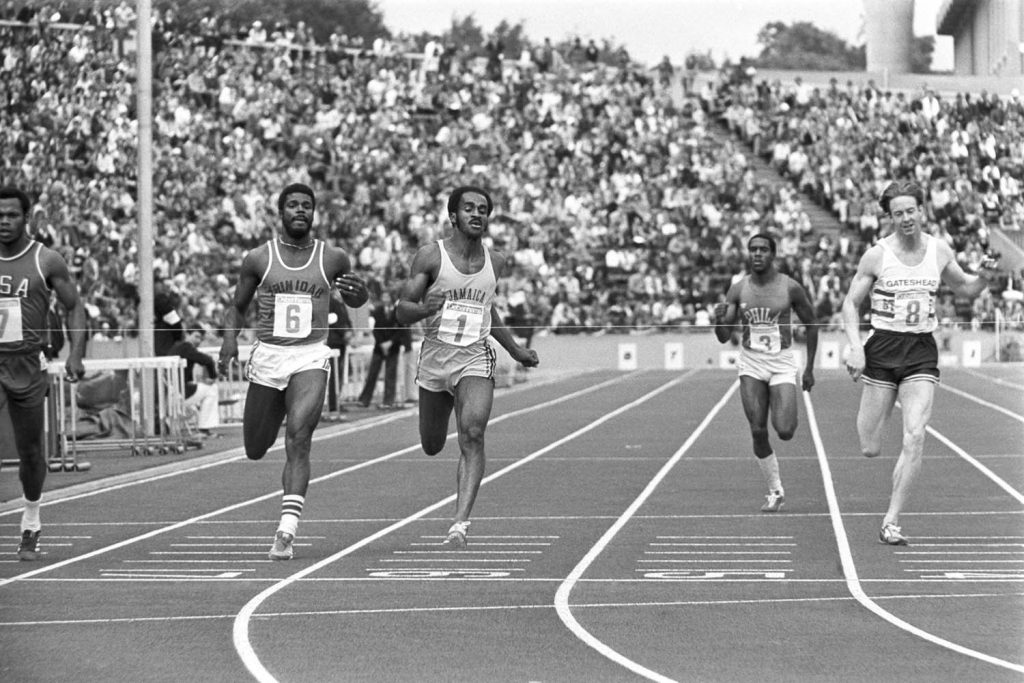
[45,357,190,471]
[201,346,349,422]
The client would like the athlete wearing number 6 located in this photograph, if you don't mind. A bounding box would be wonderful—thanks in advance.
[219,183,368,560]
[396,186,539,548]
[841,180,998,546]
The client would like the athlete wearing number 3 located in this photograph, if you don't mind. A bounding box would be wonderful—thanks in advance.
[841,180,998,546]
[396,186,539,548]
[714,233,818,513]
[219,183,368,560]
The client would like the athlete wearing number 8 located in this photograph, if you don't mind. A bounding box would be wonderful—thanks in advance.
[219,183,368,560]
[841,180,999,546]
[396,186,539,548]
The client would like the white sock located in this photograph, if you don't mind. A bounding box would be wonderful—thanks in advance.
[21,497,42,532]
[277,494,304,537]
[757,453,783,493]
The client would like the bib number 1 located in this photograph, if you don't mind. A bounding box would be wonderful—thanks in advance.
[437,300,485,346]
[0,298,24,343]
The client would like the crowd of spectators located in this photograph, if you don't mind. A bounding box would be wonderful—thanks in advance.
[2,3,1022,349]
[718,70,1024,335]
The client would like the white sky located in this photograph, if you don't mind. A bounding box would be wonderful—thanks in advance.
[375,0,950,68]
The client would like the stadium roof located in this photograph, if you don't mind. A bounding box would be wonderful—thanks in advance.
[935,0,973,34]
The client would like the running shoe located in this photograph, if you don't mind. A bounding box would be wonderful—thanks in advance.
[760,490,785,513]
[442,521,470,549]
[879,522,908,545]
[17,530,41,561]
[268,531,295,560]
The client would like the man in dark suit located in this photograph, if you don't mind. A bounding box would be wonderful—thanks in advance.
[358,288,410,409]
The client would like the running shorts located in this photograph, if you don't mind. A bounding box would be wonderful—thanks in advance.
[737,347,798,386]
[861,329,939,390]
[0,353,48,409]
[245,339,332,391]
[416,338,496,395]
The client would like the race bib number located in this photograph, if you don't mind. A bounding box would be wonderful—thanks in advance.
[272,293,313,339]
[0,298,24,343]
[895,291,932,330]
[437,300,485,347]
[749,323,782,354]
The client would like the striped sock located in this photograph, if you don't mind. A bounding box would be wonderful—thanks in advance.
[278,494,304,537]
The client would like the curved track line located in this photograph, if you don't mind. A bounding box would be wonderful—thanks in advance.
[803,392,1024,675]
[0,373,629,587]
[233,371,697,683]
[552,379,739,683]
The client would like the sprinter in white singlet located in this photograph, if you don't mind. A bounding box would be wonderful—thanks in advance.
[842,180,1000,545]
[396,186,539,549]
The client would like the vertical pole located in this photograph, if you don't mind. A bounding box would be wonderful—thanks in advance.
[136,0,154,359]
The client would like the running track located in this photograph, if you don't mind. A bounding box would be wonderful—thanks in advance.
[1,366,1022,682]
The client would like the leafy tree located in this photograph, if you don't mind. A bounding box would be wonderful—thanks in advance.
[753,21,865,70]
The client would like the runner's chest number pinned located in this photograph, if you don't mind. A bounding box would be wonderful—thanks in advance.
[273,293,313,338]
[437,299,484,346]
[0,298,24,343]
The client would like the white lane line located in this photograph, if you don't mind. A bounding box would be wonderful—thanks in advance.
[804,391,1024,674]
[233,370,699,683]
[0,372,631,588]
[553,378,739,683]
[958,367,1024,391]
[925,425,1024,505]
[938,383,1024,424]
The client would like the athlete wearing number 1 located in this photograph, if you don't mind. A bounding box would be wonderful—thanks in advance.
[842,180,998,545]
[219,183,368,560]
[396,186,539,548]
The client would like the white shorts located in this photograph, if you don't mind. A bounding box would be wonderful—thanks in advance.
[416,338,495,395]
[737,347,798,386]
[245,339,332,391]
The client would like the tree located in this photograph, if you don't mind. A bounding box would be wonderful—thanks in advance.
[753,21,865,70]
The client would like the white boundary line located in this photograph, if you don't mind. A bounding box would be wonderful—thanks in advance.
[925,426,1024,505]
[938,383,1024,424]
[232,371,698,683]
[803,392,1024,675]
[0,372,635,588]
[551,379,740,683]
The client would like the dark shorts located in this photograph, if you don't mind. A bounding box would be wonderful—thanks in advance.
[862,329,939,390]
[0,353,48,409]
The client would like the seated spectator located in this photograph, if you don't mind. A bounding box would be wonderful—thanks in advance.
[169,327,220,438]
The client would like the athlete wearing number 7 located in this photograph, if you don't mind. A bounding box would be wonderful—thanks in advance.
[219,183,368,560]
[841,180,998,546]
[396,186,539,548]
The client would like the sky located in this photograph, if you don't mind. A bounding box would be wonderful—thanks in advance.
[375,0,950,68]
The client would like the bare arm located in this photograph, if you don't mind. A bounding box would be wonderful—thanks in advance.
[396,244,444,326]
[938,241,996,299]
[489,303,539,367]
[790,278,818,392]
[218,250,262,371]
[324,245,369,309]
[44,250,86,381]
[713,282,740,344]
[841,247,880,381]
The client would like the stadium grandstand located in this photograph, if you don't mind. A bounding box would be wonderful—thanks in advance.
[0,0,1021,358]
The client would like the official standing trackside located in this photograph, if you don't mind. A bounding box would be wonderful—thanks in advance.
[0,186,87,561]
[396,186,539,548]
[219,183,368,560]
[841,180,999,545]
[713,233,818,512]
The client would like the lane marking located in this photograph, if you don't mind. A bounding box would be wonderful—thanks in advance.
[938,383,1024,424]
[804,392,1024,674]
[233,370,701,683]
[553,378,739,683]
[959,367,1024,391]
[0,372,633,587]
[924,425,1024,505]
